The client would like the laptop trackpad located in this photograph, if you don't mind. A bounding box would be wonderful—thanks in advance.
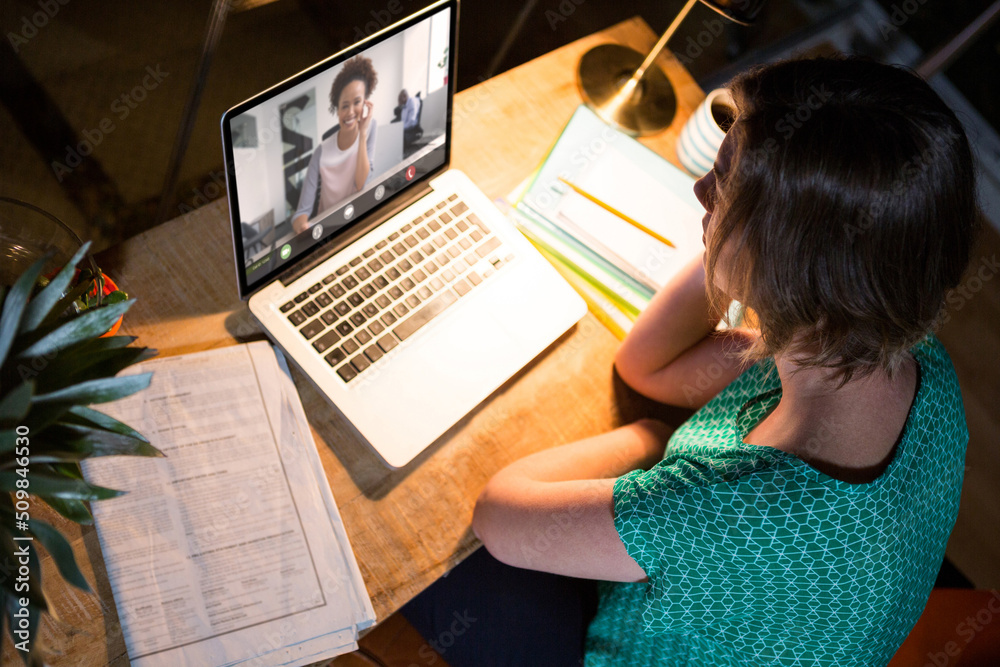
[352,285,532,433]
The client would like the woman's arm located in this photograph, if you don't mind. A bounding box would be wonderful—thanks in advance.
[614,252,757,408]
[472,419,670,581]
[354,102,375,191]
[292,148,322,234]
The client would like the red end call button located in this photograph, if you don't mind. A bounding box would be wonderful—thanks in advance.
[405,165,416,181]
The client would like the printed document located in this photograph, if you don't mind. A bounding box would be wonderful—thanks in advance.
[83,342,375,667]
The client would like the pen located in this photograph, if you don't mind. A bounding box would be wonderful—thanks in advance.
[557,177,675,248]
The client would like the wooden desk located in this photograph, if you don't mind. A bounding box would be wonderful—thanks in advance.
[5,18,704,666]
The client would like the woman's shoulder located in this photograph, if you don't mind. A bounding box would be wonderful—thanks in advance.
[912,333,960,388]
[908,333,967,440]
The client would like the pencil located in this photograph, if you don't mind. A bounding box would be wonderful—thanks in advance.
[557,176,675,248]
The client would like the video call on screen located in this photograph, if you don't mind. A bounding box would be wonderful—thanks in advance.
[230,6,452,288]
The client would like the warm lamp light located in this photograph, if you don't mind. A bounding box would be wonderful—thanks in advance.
[578,0,766,135]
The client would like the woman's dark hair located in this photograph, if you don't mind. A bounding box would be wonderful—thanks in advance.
[707,56,979,383]
[330,55,378,112]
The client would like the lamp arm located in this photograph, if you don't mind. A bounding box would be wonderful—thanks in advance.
[632,0,700,82]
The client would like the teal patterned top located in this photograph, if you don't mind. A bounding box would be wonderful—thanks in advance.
[585,334,968,666]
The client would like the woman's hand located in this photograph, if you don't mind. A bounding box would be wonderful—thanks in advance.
[359,100,374,138]
[291,213,309,235]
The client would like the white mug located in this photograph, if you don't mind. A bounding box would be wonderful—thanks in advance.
[677,87,735,177]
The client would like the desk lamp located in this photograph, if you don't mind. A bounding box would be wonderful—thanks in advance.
[578,0,766,135]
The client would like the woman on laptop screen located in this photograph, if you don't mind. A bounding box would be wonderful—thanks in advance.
[292,55,379,234]
[402,57,979,665]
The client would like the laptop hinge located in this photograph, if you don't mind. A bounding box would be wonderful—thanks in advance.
[278,180,436,287]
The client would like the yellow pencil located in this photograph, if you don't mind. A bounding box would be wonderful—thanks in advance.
[557,176,675,248]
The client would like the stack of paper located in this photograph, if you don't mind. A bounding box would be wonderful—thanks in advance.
[83,342,375,667]
[507,105,706,338]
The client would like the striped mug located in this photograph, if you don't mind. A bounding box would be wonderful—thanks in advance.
[677,87,736,177]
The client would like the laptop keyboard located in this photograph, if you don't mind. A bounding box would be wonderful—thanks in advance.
[279,193,515,383]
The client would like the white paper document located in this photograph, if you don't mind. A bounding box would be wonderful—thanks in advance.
[556,144,705,290]
[83,342,375,667]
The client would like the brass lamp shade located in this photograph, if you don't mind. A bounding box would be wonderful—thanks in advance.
[578,0,766,135]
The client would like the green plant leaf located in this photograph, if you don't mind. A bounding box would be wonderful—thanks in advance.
[92,334,138,349]
[0,381,33,427]
[41,461,83,480]
[63,405,149,442]
[38,280,91,329]
[0,253,49,368]
[7,450,88,465]
[40,496,93,525]
[14,295,118,357]
[32,372,152,406]
[2,443,94,465]
[29,519,91,592]
[102,290,128,305]
[17,299,133,359]
[18,401,72,436]
[37,423,163,458]
[15,333,137,375]
[20,242,91,333]
[33,345,157,395]
[0,430,14,454]
[0,471,122,500]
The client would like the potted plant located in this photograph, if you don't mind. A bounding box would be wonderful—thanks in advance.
[0,242,160,665]
[39,265,129,337]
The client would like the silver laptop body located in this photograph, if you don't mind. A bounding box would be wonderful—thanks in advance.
[222,0,585,468]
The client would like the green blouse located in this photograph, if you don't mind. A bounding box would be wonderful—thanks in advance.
[585,334,968,666]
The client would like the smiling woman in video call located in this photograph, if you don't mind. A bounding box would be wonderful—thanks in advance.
[402,56,980,665]
[292,55,379,234]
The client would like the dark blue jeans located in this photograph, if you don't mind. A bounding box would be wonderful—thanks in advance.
[401,547,599,666]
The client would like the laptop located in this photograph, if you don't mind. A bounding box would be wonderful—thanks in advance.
[221,0,586,468]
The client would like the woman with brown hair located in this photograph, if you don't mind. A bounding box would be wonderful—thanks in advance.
[292,55,379,234]
[405,56,979,665]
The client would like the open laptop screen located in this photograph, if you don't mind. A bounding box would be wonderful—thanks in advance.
[222,0,456,298]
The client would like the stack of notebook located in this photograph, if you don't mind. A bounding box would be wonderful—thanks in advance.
[505,105,706,338]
